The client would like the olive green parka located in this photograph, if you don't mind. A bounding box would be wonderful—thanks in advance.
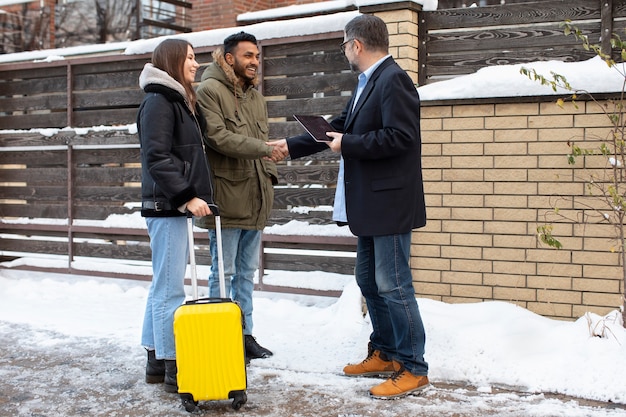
[195,47,278,230]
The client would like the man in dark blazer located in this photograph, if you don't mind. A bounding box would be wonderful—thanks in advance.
[270,14,429,399]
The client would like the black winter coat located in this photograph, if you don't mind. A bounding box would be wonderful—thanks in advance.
[287,57,426,236]
[137,72,214,217]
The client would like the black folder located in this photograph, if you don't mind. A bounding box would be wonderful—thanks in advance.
[293,114,335,142]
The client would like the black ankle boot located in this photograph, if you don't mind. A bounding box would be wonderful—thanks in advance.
[164,360,178,393]
[145,349,165,384]
[245,335,273,359]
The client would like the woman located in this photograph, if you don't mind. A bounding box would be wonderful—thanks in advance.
[136,38,214,394]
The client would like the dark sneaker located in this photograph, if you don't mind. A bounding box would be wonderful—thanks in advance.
[145,349,165,384]
[245,335,273,359]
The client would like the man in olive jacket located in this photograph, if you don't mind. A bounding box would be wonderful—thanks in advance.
[196,32,281,360]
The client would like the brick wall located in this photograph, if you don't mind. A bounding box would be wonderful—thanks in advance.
[193,0,252,31]
[416,99,624,321]
[356,1,624,321]
[194,0,329,30]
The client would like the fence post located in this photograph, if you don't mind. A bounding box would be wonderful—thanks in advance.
[601,0,613,56]
[67,142,75,273]
[66,62,74,127]
[359,1,422,85]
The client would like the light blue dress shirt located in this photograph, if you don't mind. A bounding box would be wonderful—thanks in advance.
[333,55,391,223]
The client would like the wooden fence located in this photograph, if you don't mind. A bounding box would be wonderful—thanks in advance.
[0,33,353,218]
[0,33,357,296]
[0,129,356,296]
[418,0,626,85]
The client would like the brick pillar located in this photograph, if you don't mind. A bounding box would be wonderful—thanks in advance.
[359,2,422,85]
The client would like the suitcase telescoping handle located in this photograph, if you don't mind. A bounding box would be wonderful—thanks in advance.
[186,212,198,300]
[210,204,227,299]
[186,204,225,301]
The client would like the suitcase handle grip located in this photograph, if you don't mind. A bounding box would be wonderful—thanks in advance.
[184,297,232,305]
[208,203,220,216]
[184,203,219,218]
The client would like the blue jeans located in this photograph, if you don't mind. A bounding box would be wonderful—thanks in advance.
[355,232,428,376]
[141,216,188,360]
[208,228,260,336]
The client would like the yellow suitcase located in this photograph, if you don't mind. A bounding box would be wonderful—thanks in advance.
[174,211,247,412]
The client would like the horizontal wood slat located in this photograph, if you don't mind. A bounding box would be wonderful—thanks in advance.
[0,205,68,219]
[264,51,350,77]
[267,96,350,120]
[423,0,598,30]
[264,72,356,96]
[262,253,354,275]
[0,113,68,130]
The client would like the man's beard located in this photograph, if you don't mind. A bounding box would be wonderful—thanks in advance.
[234,60,256,83]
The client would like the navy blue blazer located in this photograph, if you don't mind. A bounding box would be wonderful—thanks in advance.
[287,56,426,237]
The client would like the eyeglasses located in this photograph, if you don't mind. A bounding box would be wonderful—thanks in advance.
[340,38,354,53]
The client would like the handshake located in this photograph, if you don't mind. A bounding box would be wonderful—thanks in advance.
[265,132,342,163]
[266,139,289,163]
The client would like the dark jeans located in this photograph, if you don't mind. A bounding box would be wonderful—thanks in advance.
[355,232,428,376]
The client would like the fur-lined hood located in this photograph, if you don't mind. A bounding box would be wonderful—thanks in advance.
[200,47,259,92]
[139,63,189,102]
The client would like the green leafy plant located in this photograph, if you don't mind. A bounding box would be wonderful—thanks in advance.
[521,20,626,326]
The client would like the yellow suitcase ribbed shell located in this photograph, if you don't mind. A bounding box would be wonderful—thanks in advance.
[173,300,247,401]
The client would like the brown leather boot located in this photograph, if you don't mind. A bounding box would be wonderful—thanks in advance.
[343,343,396,377]
[369,362,430,399]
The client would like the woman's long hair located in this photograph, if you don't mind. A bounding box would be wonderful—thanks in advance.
[151,38,197,110]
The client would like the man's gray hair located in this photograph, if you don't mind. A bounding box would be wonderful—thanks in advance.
[344,15,389,52]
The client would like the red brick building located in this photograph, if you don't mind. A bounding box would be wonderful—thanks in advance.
[196,0,328,30]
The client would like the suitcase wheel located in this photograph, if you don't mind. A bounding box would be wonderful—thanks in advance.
[179,393,198,413]
[230,391,247,410]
